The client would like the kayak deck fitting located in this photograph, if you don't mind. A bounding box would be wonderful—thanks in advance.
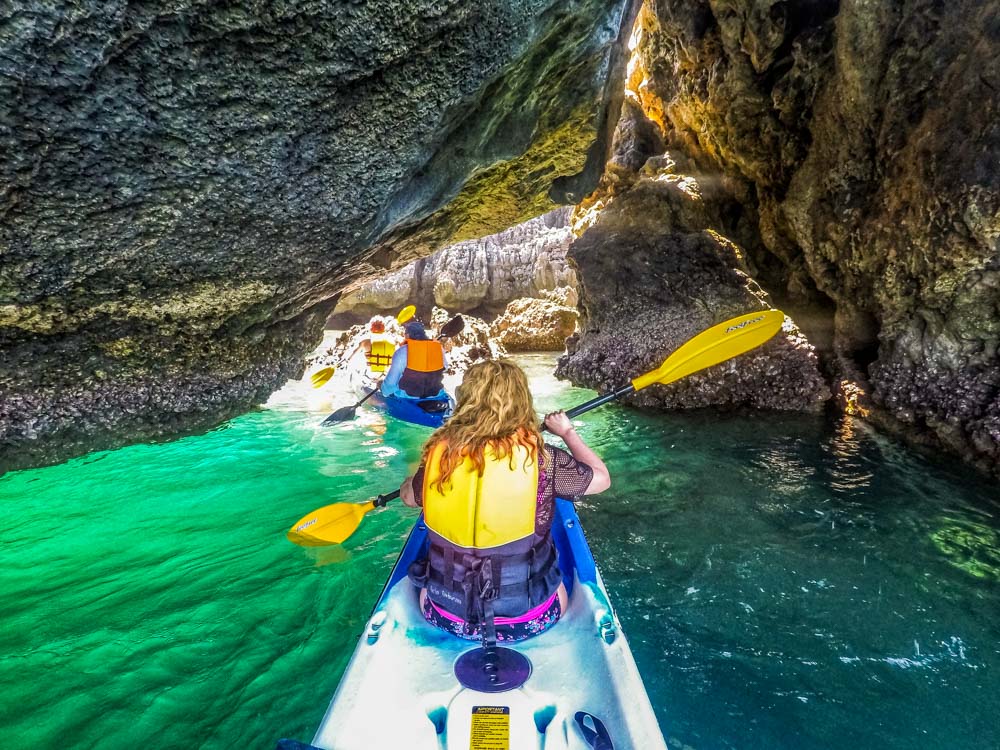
[287,498,666,750]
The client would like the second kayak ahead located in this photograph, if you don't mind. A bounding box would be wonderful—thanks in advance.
[284,498,667,750]
[365,388,454,428]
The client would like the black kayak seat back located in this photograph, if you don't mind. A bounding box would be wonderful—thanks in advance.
[417,399,449,413]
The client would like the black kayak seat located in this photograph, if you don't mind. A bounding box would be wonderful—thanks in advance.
[417,399,449,414]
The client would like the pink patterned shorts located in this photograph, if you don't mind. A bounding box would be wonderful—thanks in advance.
[421,591,562,642]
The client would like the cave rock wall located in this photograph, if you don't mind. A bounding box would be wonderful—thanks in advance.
[619,0,1000,470]
[332,208,579,321]
[558,150,829,410]
[0,0,636,470]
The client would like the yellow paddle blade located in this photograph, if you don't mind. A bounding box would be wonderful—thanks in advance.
[396,305,416,324]
[286,500,377,546]
[310,366,336,388]
[632,309,785,391]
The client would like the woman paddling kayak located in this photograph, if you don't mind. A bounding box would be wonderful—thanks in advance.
[382,320,449,399]
[286,312,786,748]
[398,358,610,643]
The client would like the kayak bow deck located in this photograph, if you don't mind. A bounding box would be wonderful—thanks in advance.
[296,499,666,750]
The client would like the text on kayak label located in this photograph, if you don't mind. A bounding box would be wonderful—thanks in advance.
[470,706,509,750]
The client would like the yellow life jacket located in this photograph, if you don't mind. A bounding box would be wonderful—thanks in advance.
[423,441,538,550]
[413,440,561,628]
[366,338,395,373]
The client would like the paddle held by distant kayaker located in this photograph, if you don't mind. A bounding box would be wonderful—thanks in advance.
[399,359,610,644]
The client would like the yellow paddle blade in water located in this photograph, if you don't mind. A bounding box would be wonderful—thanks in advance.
[632,309,785,391]
[287,500,377,546]
[310,366,337,388]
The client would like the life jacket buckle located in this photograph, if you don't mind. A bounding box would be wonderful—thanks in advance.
[477,558,499,601]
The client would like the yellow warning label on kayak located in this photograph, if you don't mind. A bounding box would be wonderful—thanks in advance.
[470,706,509,750]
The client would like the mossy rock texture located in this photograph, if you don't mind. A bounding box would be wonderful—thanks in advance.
[614,0,1000,473]
[0,0,635,470]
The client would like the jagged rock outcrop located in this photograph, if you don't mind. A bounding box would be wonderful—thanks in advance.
[333,208,580,321]
[429,307,507,372]
[0,0,637,470]
[491,290,580,351]
[590,0,1000,471]
[558,152,829,410]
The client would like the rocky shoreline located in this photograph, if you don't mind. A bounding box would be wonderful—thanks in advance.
[557,152,829,412]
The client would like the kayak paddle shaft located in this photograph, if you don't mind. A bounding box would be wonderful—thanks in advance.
[373,490,400,508]
[541,384,636,429]
[564,384,636,419]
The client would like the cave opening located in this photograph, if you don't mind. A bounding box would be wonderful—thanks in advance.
[320,208,581,361]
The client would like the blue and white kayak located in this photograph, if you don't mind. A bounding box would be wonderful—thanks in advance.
[366,389,454,428]
[293,498,667,749]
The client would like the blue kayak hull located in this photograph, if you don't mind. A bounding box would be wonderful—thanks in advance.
[367,389,453,428]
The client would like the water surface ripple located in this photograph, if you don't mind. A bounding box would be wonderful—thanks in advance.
[1,354,998,749]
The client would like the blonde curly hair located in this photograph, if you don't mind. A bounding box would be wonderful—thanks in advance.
[421,359,544,492]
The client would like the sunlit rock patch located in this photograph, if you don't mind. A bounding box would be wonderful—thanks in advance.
[930,518,1000,583]
[491,291,580,352]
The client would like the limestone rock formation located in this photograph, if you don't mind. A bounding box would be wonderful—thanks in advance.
[330,268,419,323]
[429,307,507,374]
[333,208,580,321]
[0,0,636,470]
[593,0,1000,471]
[491,291,580,352]
[558,156,829,410]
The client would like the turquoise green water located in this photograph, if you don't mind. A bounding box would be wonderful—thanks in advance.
[2,354,998,749]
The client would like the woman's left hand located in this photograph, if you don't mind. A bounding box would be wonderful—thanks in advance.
[400,476,419,507]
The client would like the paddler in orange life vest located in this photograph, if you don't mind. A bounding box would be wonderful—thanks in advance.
[399,359,611,644]
[381,320,448,399]
[346,319,396,377]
